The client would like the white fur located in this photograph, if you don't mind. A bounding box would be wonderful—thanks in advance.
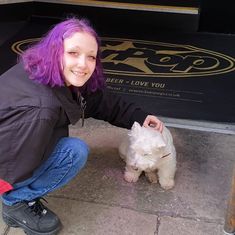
[119,122,176,190]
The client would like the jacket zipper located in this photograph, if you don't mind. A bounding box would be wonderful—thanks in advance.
[77,92,86,127]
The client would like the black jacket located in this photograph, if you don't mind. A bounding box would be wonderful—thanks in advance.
[0,63,148,185]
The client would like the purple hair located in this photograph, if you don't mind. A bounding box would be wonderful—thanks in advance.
[21,17,105,91]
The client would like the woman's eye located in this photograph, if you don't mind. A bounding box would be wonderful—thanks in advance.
[88,55,96,60]
[68,52,79,56]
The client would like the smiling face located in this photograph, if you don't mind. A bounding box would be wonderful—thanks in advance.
[62,31,98,87]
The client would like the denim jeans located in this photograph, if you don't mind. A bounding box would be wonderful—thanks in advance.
[2,137,89,206]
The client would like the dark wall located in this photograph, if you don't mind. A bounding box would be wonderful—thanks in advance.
[1,1,235,34]
[0,2,199,34]
[0,3,33,21]
[33,2,199,34]
[199,0,235,33]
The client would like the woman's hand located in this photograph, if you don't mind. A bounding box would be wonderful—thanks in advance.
[143,115,164,133]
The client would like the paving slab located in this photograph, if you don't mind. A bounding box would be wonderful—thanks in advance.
[58,120,234,222]
[158,216,224,235]
[1,118,234,235]
[0,203,9,235]
[7,197,158,235]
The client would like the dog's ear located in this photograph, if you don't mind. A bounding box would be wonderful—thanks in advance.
[129,122,142,137]
[132,122,142,130]
[131,122,142,132]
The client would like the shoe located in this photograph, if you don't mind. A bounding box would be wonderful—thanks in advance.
[2,198,62,235]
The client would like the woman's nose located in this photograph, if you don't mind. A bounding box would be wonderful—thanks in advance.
[77,55,87,67]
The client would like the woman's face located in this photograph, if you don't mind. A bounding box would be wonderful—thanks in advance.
[62,31,98,87]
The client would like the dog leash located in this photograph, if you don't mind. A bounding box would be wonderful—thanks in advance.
[161,153,171,159]
[142,152,171,163]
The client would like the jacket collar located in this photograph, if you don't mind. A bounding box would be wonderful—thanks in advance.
[52,85,82,125]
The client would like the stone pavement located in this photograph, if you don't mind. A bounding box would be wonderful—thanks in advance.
[1,118,234,235]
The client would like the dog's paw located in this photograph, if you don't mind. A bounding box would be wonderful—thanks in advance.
[159,178,175,190]
[145,172,158,184]
[124,171,139,183]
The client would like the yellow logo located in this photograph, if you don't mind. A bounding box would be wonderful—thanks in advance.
[12,37,235,78]
[101,37,235,77]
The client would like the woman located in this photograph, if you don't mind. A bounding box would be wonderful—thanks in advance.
[0,17,163,235]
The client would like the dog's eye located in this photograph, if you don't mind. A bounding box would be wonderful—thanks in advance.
[143,153,151,156]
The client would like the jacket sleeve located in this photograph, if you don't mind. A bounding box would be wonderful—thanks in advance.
[0,107,58,185]
[83,89,149,129]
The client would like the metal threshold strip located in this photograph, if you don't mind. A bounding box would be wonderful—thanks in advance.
[38,0,199,15]
[161,117,235,135]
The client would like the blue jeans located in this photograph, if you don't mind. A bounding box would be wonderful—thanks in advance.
[2,137,89,206]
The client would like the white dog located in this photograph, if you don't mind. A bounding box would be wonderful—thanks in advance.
[119,122,176,190]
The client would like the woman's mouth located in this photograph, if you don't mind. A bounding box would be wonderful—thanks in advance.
[72,70,86,77]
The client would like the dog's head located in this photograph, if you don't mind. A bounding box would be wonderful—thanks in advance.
[128,122,168,162]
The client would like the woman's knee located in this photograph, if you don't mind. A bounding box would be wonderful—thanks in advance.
[57,137,89,166]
